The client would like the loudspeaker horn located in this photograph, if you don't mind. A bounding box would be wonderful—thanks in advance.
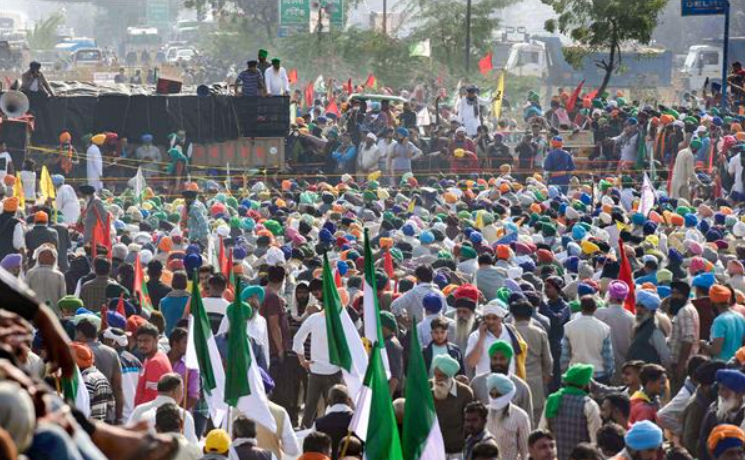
[0,91,29,118]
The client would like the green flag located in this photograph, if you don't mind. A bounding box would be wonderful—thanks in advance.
[323,252,352,370]
[349,341,403,460]
[224,277,252,406]
[403,317,446,460]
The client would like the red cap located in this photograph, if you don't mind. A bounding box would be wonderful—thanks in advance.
[126,315,147,336]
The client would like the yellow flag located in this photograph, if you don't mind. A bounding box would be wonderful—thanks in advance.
[41,165,56,200]
[13,175,24,208]
[475,210,484,230]
[407,198,416,213]
[493,71,505,120]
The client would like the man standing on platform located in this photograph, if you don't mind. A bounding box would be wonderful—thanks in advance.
[265,58,289,97]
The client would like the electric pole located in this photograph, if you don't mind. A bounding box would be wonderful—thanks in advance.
[383,0,388,36]
[465,0,472,72]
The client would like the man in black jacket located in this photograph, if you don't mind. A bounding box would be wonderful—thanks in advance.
[314,384,354,460]
[424,316,465,377]
[25,210,58,259]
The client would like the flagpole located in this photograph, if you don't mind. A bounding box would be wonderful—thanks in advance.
[339,430,354,458]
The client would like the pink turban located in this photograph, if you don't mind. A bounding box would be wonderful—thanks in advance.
[608,280,630,301]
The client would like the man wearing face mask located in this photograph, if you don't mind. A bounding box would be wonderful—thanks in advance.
[484,373,530,460]
[470,340,533,420]
[667,280,700,391]
[698,369,745,460]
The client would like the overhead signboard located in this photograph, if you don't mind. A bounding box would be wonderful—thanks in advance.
[279,0,343,36]
[681,0,727,16]
[146,0,170,27]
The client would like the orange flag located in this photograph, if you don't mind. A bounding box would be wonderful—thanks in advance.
[288,69,298,85]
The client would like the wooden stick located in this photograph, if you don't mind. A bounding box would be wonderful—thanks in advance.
[338,430,354,458]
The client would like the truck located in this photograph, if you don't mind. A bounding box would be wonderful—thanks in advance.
[501,36,673,92]
[680,37,745,92]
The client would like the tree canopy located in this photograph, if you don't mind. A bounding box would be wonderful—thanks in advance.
[542,0,668,95]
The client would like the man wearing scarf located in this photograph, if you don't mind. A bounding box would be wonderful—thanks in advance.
[484,373,530,460]
[470,340,533,421]
[539,363,601,460]
[431,354,474,456]
[457,86,486,137]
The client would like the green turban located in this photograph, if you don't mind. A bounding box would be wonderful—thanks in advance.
[488,340,514,361]
[264,220,283,236]
[544,363,595,419]
[460,245,477,260]
[258,49,268,58]
[541,222,557,238]
[599,179,612,192]
[58,295,84,313]
[432,354,460,377]
[496,287,511,304]
[380,311,397,331]
[226,196,238,209]
[230,216,241,228]
[241,286,265,304]
[690,139,703,150]
[168,213,181,224]
[563,363,594,387]
[390,248,403,263]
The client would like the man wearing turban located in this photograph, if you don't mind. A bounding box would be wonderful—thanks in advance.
[135,134,162,180]
[611,420,663,460]
[485,373,530,460]
[71,342,116,423]
[698,369,745,460]
[701,285,745,361]
[539,363,601,460]
[85,134,104,191]
[708,424,745,460]
[431,354,474,455]
[470,339,533,420]
[596,280,635,384]
[626,291,671,368]
[681,360,727,455]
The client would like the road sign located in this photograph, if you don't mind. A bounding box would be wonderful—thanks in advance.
[146,0,170,27]
[681,0,726,16]
[279,0,343,35]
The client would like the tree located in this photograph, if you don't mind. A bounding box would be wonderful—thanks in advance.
[406,0,516,74]
[26,13,66,50]
[542,0,668,97]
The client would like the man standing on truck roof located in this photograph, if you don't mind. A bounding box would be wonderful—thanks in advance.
[20,61,55,112]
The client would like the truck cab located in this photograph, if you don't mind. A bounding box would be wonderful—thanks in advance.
[72,47,103,67]
[505,41,547,77]
[682,45,722,90]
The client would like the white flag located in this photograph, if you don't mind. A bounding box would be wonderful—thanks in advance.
[410,39,431,58]
[640,173,656,217]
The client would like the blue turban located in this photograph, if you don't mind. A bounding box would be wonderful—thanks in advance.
[423,292,443,314]
[402,224,416,237]
[715,213,726,225]
[668,248,683,265]
[631,213,646,226]
[685,213,698,227]
[396,127,409,138]
[469,231,483,245]
[625,421,663,451]
[233,246,248,260]
[643,221,658,235]
[141,134,154,143]
[319,228,333,244]
[186,244,201,255]
[698,219,710,234]
[420,231,435,245]
[692,272,716,289]
[241,285,265,303]
[519,260,536,273]
[717,369,745,393]
[564,256,580,274]
[184,253,202,271]
[51,174,65,186]
[432,354,459,377]
[636,290,661,311]
[107,311,126,329]
[572,225,587,241]
[627,117,638,126]
[434,273,448,289]
[577,282,597,297]
[486,373,515,395]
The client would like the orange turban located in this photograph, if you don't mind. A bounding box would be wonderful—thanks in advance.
[710,285,732,304]
[71,342,94,369]
[708,424,745,458]
[3,197,18,212]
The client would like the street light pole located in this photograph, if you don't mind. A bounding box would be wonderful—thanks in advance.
[465,0,472,72]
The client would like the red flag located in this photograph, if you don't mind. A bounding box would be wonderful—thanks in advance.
[384,248,395,280]
[222,248,233,280]
[478,51,493,75]
[365,73,377,89]
[566,79,585,112]
[218,236,227,275]
[587,88,599,100]
[344,78,353,95]
[618,239,636,314]
[91,209,111,259]
[100,305,109,330]
[335,269,343,288]
[288,69,298,85]
[116,293,126,316]
[134,254,153,311]
[304,81,314,108]
[325,99,341,117]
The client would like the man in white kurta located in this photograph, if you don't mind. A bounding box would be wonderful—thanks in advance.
[670,142,697,200]
[53,175,81,224]
[86,142,103,192]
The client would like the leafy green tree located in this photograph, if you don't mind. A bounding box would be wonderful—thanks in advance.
[26,13,66,50]
[542,0,668,96]
[406,0,516,74]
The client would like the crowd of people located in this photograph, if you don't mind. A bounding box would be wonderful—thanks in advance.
[4,50,745,460]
